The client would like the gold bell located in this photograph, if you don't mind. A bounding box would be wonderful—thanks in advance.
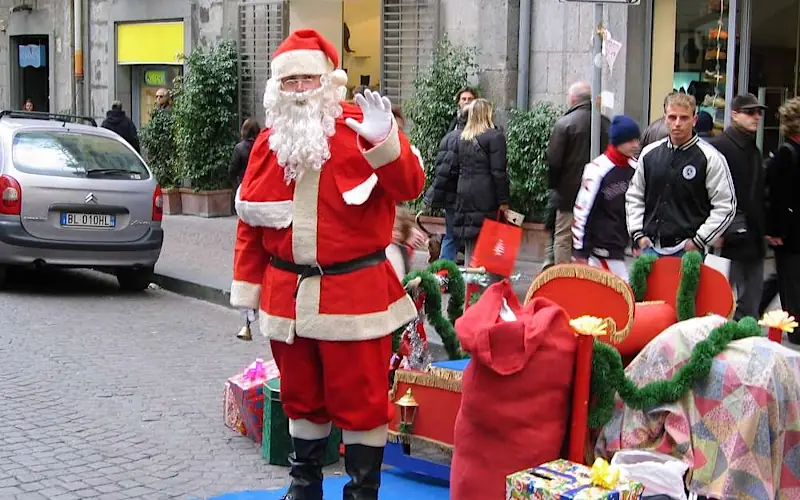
[236,324,253,341]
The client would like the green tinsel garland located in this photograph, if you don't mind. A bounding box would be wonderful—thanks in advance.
[424,259,466,326]
[588,317,762,429]
[676,251,701,321]
[628,254,657,302]
[627,251,702,322]
[393,266,467,360]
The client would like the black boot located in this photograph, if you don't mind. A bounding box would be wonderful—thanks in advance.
[283,437,328,500]
[342,444,384,500]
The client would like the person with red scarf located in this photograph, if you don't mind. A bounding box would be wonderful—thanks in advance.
[572,115,641,280]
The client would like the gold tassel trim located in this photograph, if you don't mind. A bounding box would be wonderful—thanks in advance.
[426,366,464,383]
[393,369,462,393]
[524,264,635,344]
[387,430,454,455]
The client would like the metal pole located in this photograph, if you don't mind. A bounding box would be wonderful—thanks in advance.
[516,0,532,109]
[724,0,738,128]
[590,3,603,160]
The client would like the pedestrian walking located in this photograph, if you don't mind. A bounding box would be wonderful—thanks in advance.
[572,115,640,280]
[626,92,736,257]
[764,97,800,343]
[708,94,767,319]
[546,81,610,265]
[101,100,141,153]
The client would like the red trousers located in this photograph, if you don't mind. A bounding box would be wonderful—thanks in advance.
[270,335,392,432]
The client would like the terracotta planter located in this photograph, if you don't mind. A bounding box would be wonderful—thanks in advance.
[180,188,233,218]
[161,188,182,215]
[417,215,550,262]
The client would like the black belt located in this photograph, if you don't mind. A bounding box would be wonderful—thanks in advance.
[270,249,387,297]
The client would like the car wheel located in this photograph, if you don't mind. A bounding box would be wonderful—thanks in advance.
[0,265,7,289]
[116,267,154,292]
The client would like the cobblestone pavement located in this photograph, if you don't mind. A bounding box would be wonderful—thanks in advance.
[0,268,334,500]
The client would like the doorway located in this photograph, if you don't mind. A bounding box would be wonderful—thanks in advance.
[12,35,50,112]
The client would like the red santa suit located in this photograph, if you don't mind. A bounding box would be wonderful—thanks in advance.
[229,29,424,477]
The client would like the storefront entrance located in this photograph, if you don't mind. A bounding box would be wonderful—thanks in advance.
[651,0,800,154]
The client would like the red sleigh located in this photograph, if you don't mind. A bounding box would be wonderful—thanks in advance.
[386,255,735,480]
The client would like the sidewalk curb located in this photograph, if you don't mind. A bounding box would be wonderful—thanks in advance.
[153,273,233,310]
[151,272,451,360]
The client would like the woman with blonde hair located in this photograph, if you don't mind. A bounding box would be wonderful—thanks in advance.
[429,98,510,266]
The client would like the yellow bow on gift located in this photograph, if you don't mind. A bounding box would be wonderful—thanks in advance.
[589,458,621,489]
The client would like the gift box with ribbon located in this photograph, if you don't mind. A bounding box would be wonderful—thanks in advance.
[227,359,279,444]
[506,458,645,500]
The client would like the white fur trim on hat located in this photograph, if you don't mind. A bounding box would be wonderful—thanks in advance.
[271,49,334,80]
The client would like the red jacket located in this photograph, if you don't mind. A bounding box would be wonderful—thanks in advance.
[230,103,425,344]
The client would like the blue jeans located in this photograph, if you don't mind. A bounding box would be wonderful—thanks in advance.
[642,247,686,258]
[439,209,458,262]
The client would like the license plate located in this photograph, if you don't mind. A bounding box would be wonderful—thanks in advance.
[60,213,116,228]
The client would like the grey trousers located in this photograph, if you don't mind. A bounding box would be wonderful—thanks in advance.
[729,258,765,320]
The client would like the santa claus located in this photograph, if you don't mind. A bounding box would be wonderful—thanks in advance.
[230,29,424,499]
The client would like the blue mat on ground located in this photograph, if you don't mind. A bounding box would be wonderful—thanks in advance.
[430,358,469,371]
[208,469,450,500]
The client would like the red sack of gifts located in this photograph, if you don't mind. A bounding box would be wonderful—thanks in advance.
[469,214,522,277]
[450,280,577,500]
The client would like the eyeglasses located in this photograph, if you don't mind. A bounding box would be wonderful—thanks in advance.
[281,76,318,89]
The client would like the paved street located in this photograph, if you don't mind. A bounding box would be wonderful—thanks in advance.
[0,268,324,500]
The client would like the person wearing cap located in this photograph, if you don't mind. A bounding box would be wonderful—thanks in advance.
[572,115,640,279]
[626,92,736,257]
[696,110,714,138]
[708,93,768,319]
[230,29,425,499]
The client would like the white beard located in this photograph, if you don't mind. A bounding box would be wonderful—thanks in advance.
[262,76,347,184]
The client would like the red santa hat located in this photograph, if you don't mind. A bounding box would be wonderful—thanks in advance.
[271,29,349,87]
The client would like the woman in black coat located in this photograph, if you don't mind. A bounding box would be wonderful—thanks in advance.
[229,118,262,188]
[430,98,510,265]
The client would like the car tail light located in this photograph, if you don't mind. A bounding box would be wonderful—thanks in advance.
[0,175,21,216]
[152,185,163,221]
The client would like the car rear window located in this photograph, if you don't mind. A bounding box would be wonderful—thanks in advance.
[12,131,150,179]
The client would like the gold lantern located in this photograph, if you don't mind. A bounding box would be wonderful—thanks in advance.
[395,388,419,434]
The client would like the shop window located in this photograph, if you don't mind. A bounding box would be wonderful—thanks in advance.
[674,0,731,129]
[343,1,381,99]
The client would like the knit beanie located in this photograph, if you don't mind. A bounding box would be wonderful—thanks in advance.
[610,115,641,146]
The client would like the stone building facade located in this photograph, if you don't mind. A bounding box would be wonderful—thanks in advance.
[0,0,655,129]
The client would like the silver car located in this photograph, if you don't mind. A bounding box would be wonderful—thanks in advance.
[0,111,163,290]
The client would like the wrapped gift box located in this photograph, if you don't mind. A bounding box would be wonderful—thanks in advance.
[223,381,246,436]
[506,459,644,500]
[262,377,341,467]
[229,372,267,444]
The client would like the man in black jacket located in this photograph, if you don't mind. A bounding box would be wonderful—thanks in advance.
[708,94,767,319]
[626,92,736,257]
[101,101,140,153]
[709,94,766,320]
[546,81,610,265]
[765,97,800,342]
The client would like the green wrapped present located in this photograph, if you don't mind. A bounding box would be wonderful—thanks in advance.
[506,459,645,500]
[262,378,341,467]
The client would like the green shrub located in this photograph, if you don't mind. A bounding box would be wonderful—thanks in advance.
[403,39,478,197]
[505,102,564,221]
[140,107,180,188]
[173,39,239,191]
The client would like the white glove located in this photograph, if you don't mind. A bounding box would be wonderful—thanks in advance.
[346,89,394,145]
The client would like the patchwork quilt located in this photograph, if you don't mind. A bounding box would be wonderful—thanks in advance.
[595,315,800,500]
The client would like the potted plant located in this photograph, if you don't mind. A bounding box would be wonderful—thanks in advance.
[140,105,182,214]
[173,39,239,217]
[404,38,478,213]
[504,102,564,261]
